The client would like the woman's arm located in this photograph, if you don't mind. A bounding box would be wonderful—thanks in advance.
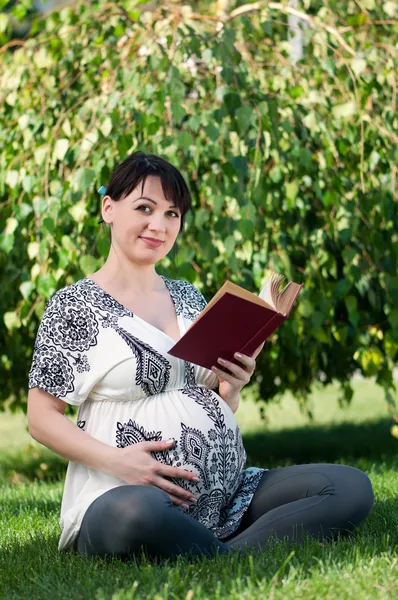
[218,387,240,413]
[27,388,118,474]
[27,387,201,507]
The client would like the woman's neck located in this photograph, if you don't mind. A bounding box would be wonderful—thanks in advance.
[92,251,164,295]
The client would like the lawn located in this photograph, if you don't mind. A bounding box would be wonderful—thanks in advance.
[0,380,397,599]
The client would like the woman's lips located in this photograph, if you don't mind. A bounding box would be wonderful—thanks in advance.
[139,236,164,248]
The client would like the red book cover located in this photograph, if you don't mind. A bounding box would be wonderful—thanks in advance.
[168,278,303,370]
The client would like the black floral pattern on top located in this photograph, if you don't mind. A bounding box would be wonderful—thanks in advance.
[30,343,74,398]
[161,276,207,321]
[43,287,99,352]
[115,326,172,395]
[184,361,196,388]
[80,279,132,320]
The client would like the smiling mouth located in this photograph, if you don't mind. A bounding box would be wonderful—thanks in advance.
[139,237,165,247]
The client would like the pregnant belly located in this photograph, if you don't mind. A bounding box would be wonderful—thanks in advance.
[112,387,247,529]
[153,387,247,527]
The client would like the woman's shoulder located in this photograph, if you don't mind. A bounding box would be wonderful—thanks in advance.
[162,276,207,320]
[44,277,131,318]
[40,279,84,312]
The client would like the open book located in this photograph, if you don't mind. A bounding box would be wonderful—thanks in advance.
[168,272,303,370]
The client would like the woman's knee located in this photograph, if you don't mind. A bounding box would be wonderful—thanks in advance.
[105,485,174,528]
[78,485,174,557]
[333,465,374,525]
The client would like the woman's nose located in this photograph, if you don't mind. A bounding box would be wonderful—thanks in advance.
[147,215,166,231]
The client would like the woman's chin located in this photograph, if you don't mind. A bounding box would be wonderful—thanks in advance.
[127,249,169,265]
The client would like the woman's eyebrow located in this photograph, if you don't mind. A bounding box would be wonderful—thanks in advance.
[134,196,178,209]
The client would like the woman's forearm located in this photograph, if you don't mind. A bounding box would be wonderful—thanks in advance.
[29,410,118,475]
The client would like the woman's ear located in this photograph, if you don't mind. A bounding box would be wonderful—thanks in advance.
[102,195,114,225]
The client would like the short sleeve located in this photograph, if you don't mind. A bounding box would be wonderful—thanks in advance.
[28,285,100,406]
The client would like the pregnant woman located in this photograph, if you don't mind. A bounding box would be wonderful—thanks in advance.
[27,151,374,560]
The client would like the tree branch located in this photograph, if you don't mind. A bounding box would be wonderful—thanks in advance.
[223,1,356,57]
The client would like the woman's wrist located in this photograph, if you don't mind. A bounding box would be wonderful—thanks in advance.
[101,445,121,476]
[218,384,240,413]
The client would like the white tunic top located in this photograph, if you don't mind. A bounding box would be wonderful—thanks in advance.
[28,276,265,551]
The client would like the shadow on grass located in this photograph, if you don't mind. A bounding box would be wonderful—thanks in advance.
[0,444,67,484]
[0,417,396,484]
[243,417,398,467]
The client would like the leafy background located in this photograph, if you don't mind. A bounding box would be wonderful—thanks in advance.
[0,0,397,424]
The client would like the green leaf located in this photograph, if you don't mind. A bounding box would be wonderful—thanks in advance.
[19,281,35,300]
[224,92,241,115]
[334,279,350,298]
[5,217,18,235]
[332,102,357,119]
[79,255,97,276]
[54,138,69,161]
[204,123,219,142]
[0,13,9,34]
[73,168,96,192]
[236,106,253,134]
[383,2,397,17]
[351,58,367,77]
[33,47,53,69]
[100,118,112,138]
[237,219,254,238]
[178,131,193,151]
[6,170,18,188]
[285,181,299,202]
[27,242,40,259]
[4,311,21,331]
[347,13,368,26]
[36,274,57,297]
[224,235,236,257]
[69,200,87,223]
[171,103,186,124]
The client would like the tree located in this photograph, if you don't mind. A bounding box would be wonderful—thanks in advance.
[1,1,397,424]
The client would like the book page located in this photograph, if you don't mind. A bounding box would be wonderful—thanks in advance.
[189,272,301,330]
[258,278,276,309]
[259,272,286,311]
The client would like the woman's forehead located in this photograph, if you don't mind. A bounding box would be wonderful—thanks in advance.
[126,176,174,203]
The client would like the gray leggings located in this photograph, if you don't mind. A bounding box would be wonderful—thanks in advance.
[75,463,374,560]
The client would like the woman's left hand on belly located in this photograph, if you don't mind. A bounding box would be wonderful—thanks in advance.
[211,343,264,411]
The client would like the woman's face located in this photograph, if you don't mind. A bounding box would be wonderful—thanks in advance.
[102,176,182,265]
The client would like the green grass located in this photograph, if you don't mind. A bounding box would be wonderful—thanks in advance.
[0,380,397,599]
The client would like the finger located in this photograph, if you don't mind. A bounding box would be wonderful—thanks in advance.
[140,439,176,452]
[167,493,192,509]
[215,357,253,379]
[152,475,197,503]
[157,464,200,484]
[212,366,248,386]
[252,342,265,359]
[233,352,256,371]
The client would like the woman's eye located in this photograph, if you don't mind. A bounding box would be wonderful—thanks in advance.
[136,205,151,213]
[168,211,180,218]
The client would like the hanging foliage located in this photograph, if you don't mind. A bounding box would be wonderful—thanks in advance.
[0,0,397,418]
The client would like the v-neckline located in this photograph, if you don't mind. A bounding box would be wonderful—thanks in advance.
[84,275,183,344]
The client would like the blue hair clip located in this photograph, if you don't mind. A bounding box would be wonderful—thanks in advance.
[98,185,107,195]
